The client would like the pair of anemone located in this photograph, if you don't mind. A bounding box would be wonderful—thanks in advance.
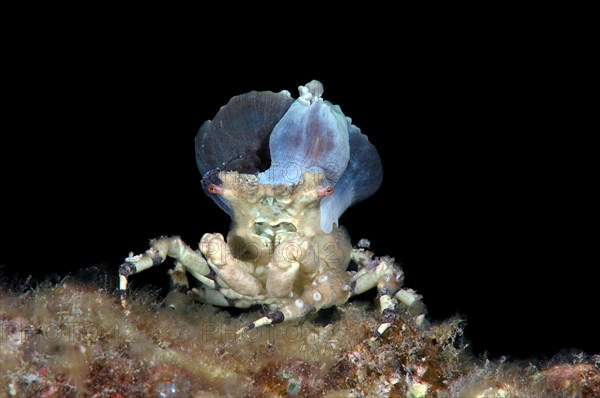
[195,80,383,232]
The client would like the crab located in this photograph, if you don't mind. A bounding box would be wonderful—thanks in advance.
[118,81,425,337]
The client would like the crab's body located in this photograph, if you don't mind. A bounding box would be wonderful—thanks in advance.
[119,81,426,336]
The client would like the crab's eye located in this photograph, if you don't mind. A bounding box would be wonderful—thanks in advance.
[317,185,334,197]
[207,183,223,194]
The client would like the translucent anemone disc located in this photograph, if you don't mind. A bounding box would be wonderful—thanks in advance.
[195,90,294,215]
[257,99,350,186]
[320,123,383,233]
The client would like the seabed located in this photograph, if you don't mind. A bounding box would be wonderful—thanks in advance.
[1,269,598,397]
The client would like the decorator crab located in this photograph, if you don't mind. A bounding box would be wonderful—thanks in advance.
[119,81,425,337]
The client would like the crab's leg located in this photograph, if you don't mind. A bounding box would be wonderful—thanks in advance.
[119,236,213,308]
[237,299,312,334]
[350,249,408,339]
[189,287,251,308]
[352,249,426,312]
[199,233,263,296]
[350,248,428,338]
[238,268,352,334]
[237,311,285,334]
[168,261,191,291]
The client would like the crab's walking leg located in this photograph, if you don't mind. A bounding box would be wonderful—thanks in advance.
[119,236,212,308]
[237,310,286,334]
[350,249,406,339]
[237,299,312,334]
[238,268,352,334]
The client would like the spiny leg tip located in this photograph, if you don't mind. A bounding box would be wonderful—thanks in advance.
[237,323,255,335]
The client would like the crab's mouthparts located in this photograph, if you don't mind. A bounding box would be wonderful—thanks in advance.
[254,222,297,238]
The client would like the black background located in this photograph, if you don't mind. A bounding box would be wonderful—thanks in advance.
[1,21,596,361]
